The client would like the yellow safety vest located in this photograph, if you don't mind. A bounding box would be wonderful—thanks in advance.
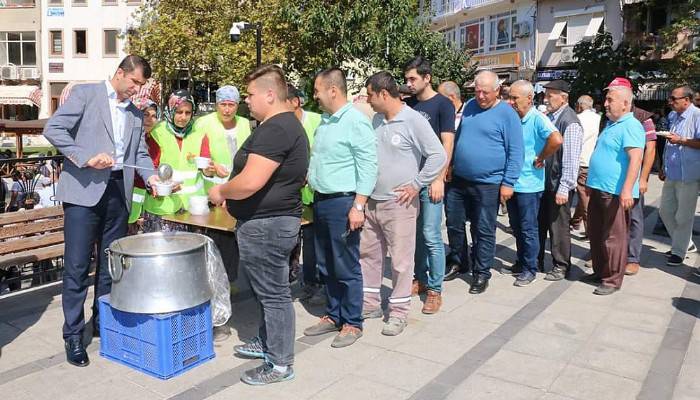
[301,111,321,205]
[128,187,147,223]
[193,112,252,191]
[143,121,207,215]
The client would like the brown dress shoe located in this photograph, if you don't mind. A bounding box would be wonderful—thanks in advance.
[625,263,640,276]
[411,280,427,296]
[422,290,442,314]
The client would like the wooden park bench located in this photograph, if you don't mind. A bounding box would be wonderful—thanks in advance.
[0,206,64,290]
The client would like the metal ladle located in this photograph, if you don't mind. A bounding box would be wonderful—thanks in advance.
[119,163,173,182]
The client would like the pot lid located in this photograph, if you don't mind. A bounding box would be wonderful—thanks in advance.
[110,232,208,256]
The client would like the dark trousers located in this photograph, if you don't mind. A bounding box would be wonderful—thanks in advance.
[571,167,590,231]
[445,177,499,280]
[507,192,543,274]
[627,194,644,264]
[588,189,633,289]
[538,190,573,272]
[237,216,299,366]
[301,224,320,285]
[62,175,128,339]
[445,183,473,271]
[314,196,362,329]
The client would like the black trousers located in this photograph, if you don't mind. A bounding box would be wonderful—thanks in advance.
[62,175,128,339]
[538,190,572,272]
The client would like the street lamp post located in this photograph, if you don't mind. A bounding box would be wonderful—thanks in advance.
[230,21,262,67]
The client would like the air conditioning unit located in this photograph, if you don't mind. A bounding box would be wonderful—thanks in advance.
[513,21,531,38]
[0,65,19,80]
[560,46,576,63]
[20,67,40,80]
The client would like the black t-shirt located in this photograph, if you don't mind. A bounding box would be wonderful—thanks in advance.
[226,112,309,220]
[406,93,456,139]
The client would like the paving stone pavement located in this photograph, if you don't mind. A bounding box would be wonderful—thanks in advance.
[1,178,699,400]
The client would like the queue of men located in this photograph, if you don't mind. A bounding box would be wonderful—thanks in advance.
[43,54,700,386]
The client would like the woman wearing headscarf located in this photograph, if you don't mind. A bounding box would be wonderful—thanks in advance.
[141,89,224,232]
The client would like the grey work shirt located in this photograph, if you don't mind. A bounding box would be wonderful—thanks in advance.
[371,104,447,201]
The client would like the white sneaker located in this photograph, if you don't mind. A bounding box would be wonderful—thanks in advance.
[381,317,407,336]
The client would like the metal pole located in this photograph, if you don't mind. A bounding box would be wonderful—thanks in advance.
[256,23,262,67]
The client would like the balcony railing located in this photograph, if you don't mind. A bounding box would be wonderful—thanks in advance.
[429,0,505,18]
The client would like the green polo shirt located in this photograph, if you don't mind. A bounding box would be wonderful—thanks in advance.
[308,103,377,196]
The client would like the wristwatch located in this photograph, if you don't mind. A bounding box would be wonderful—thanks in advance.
[353,202,364,212]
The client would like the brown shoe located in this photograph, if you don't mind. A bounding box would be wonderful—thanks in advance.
[625,263,640,275]
[331,324,363,348]
[411,280,427,296]
[422,290,442,314]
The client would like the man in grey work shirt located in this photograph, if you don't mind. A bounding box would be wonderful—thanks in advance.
[360,71,446,337]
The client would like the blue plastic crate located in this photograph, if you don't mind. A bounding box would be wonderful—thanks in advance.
[98,295,215,380]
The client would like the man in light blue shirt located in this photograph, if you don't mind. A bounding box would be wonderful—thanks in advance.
[584,77,645,295]
[659,85,700,266]
[303,68,377,348]
[505,80,562,286]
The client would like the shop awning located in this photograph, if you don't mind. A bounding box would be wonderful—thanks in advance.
[0,85,41,108]
[548,20,567,41]
[584,15,604,38]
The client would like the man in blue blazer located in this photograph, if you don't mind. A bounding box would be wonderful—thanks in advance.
[43,55,158,367]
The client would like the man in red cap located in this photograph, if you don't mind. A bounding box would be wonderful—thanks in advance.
[582,77,645,295]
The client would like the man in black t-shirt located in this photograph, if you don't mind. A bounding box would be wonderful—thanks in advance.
[209,65,308,386]
[404,56,455,314]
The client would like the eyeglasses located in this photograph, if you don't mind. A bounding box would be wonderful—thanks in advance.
[668,96,689,101]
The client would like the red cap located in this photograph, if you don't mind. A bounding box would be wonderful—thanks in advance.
[605,77,632,90]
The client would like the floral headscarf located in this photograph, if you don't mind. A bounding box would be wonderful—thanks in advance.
[163,89,197,138]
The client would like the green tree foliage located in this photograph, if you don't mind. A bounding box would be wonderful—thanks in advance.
[278,0,474,88]
[127,0,474,94]
[126,0,288,94]
[571,32,642,102]
[657,0,700,86]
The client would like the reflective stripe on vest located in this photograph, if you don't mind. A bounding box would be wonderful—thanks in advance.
[143,122,206,215]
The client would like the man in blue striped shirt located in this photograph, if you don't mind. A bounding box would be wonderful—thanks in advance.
[659,85,700,266]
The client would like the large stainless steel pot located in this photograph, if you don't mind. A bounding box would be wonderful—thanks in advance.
[107,232,212,314]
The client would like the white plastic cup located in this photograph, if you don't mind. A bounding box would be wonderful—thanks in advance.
[155,182,172,196]
[194,157,211,169]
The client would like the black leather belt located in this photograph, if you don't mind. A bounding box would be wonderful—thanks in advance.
[314,191,355,201]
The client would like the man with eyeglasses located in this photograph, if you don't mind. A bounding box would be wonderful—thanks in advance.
[659,86,700,266]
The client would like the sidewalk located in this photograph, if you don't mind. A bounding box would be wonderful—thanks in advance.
[1,177,699,400]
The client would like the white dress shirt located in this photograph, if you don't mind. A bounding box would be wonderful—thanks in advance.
[105,80,131,170]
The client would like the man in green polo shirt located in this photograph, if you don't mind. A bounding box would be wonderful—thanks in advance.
[302,68,377,348]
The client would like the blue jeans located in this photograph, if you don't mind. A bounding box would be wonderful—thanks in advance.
[237,216,299,366]
[313,196,363,329]
[414,187,446,292]
[506,192,543,275]
[445,177,499,279]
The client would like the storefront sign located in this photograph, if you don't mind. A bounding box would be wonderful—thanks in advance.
[471,52,520,69]
[47,7,64,17]
[535,69,578,81]
[48,62,63,73]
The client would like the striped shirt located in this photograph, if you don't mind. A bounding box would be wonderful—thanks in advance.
[550,106,583,196]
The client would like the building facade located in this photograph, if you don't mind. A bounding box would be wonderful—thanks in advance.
[534,0,623,84]
[39,0,141,117]
[424,0,538,83]
[0,0,42,120]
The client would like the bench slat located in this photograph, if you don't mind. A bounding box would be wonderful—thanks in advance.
[0,244,64,269]
[0,232,64,255]
[0,207,63,225]
[0,218,64,240]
